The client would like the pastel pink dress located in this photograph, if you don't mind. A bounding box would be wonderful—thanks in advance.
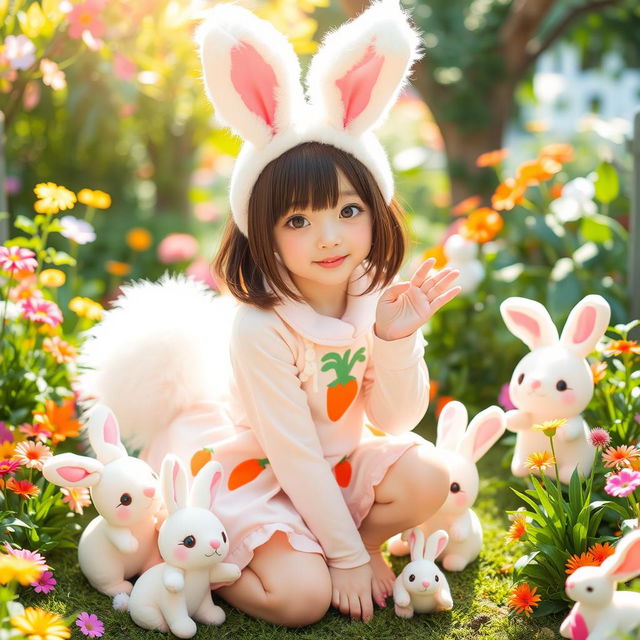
[143,265,431,571]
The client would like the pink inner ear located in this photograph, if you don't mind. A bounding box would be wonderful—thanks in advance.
[509,310,541,339]
[612,544,640,577]
[408,531,416,555]
[58,466,91,483]
[572,306,596,345]
[335,44,384,129]
[474,418,501,457]
[103,413,119,445]
[209,471,221,510]
[230,42,278,135]
[436,536,447,557]
[172,462,179,506]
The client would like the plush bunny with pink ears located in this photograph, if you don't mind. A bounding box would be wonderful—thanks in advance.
[42,404,163,596]
[195,0,422,237]
[560,529,640,640]
[500,295,611,484]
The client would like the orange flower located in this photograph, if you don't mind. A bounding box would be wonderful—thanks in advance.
[588,542,615,565]
[33,399,81,444]
[460,207,504,243]
[105,261,131,277]
[516,157,562,186]
[492,178,527,211]
[126,228,152,252]
[525,451,556,473]
[78,188,111,209]
[507,583,541,616]
[452,195,482,216]
[421,246,447,269]
[476,148,509,168]
[566,552,598,575]
[429,380,440,403]
[603,340,640,357]
[590,361,608,385]
[601,445,640,469]
[539,143,574,165]
[43,336,76,364]
[435,396,455,419]
[505,513,528,543]
[6,477,39,499]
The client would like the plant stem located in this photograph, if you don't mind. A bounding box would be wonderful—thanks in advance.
[549,435,566,528]
[0,271,15,352]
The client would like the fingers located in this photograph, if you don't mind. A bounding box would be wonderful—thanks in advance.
[429,285,462,314]
[409,257,436,287]
[379,281,411,304]
[422,268,460,303]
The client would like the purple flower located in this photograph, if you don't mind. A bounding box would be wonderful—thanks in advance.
[605,468,640,498]
[498,383,516,411]
[59,216,96,245]
[31,570,56,594]
[0,422,13,444]
[76,612,104,638]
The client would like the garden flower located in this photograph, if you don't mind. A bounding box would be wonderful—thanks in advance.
[421,245,447,269]
[61,487,91,514]
[505,512,527,543]
[76,612,104,638]
[187,258,218,290]
[506,583,541,616]
[33,399,81,444]
[20,297,63,328]
[603,340,640,357]
[0,423,12,443]
[11,607,70,639]
[0,246,38,274]
[69,296,103,321]
[566,552,598,575]
[126,228,152,251]
[516,157,561,185]
[105,260,132,277]
[525,451,556,473]
[8,276,40,302]
[6,477,40,498]
[476,148,508,167]
[604,468,640,498]
[492,177,527,211]
[31,570,56,594]
[33,182,76,214]
[40,58,67,90]
[77,188,111,209]
[532,418,567,437]
[589,428,610,449]
[13,440,52,471]
[43,336,77,364]
[588,542,615,565]
[0,441,16,459]
[549,177,597,223]
[59,216,96,244]
[460,207,504,243]
[0,459,21,476]
[39,269,66,288]
[68,0,107,40]
[19,422,51,441]
[602,445,640,469]
[0,555,44,586]
[451,195,481,216]
[157,233,199,264]
[435,396,455,419]
[4,544,48,569]
[539,143,574,164]
[498,383,515,411]
[4,35,36,70]
[590,361,608,384]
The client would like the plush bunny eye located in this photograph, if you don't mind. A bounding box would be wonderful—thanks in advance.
[435,575,439,582]
[221,531,227,543]
[181,535,196,548]
[408,574,415,582]
[450,482,461,493]
[556,380,568,391]
[517,373,524,384]
[586,586,593,592]
[119,493,132,506]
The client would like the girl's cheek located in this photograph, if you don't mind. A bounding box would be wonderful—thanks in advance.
[173,546,188,562]
[116,507,131,521]
[562,391,576,406]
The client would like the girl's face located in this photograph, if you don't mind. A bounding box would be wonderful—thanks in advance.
[273,170,372,300]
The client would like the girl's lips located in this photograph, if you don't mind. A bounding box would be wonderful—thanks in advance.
[314,256,346,268]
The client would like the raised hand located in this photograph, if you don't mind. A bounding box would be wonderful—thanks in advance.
[374,258,461,342]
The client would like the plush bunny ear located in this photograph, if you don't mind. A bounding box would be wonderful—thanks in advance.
[42,453,103,488]
[424,529,448,561]
[500,297,559,351]
[85,404,127,465]
[406,527,426,562]
[559,295,611,358]
[436,401,468,451]
[600,530,640,582]
[196,3,306,148]
[459,406,506,462]
[161,455,188,515]
[189,460,223,512]
[306,0,422,135]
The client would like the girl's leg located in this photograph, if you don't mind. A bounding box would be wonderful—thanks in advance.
[357,444,450,606]
[216,531,332,627]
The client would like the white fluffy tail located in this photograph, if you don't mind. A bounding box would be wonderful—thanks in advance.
[78,274,237,451]
[112,592,130,612]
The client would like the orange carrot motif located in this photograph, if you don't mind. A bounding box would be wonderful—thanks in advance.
[190,447,215,476]
[333,456,352,488]
[228,458,270,490]
[321,348,366,422]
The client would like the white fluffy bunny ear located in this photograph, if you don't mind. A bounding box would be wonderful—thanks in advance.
[189,460,223,512]
[85,404,127,465]
[424,529,448,562]
[42,453,103,488]
[559,295,611,358]
[196,3,306,148]
[161,455,188,515]
[407,527,426,562]
[500,297,559,351]
[600,530,640,582]
[306,0,422,135]
[436,401,468,451]
[459,406,506,462]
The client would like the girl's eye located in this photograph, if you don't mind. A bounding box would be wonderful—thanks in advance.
[181,535,196,548]
[119,493,132,506]
[285,215,309,229]
[340,204,362,218]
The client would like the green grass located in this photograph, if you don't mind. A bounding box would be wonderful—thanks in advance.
[24,436,568,639]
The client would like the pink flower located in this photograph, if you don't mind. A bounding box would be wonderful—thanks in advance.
[605,468,640,498]
[18,422,51,442]
[4,544,49,569]
[5,176,21,196]
[498,383,516,411]
[68,0,107,40]
[0,459,21,476]
[13,440,52,471]
[157,233,198,264]
[113,53,136,81]
[40,59,66,90]
[19,297,63,328]
[22,81,41,111]
[0,422,12,444]
[76,612,104,638]
[0,246,37,274]
[61,486,91,515]
[186,257,218,290]
[31,570,56,594]
[4,35,36,70]
[59,216,96,244]
[589,428,611,448]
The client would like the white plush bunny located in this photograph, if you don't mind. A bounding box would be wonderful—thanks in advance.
[393,528,453,618]
[125,455,240,639]
[560,530,640,640]
[442,234,484,294]
[42,404,163,596]
[389,402,506,571]
[500,295,611,484]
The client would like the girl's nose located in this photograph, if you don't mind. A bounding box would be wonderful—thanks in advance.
[209,539,220,549]
[422,580,430,588]
[318,223,341,248]
[143,487,155,498]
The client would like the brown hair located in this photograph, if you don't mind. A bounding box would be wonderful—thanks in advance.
[213,142,407,309]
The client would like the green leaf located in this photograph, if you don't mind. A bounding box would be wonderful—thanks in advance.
[49,251,76,267]
[14,215,37,235]
[594,161,619,203]
[580,216,613,244]
[572,522,587,550]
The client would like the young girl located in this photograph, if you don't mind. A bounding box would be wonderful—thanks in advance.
[80,0,461,628]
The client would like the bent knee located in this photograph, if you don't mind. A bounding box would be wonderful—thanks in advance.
[269,571,332,627]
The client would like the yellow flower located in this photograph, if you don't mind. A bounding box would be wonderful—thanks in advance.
[39,269,66,288]
[126,228,153,252]
[532,418,567,437]
[11,607,70,640]
[77,188,111,209]
[33,183,76,214]
[105,260,131,277]
[0,555,44,586]
[0,441,15,459]
[69,297,103,322]
[525,451,556,473]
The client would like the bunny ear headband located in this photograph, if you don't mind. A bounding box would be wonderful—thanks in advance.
[196,0,422,236]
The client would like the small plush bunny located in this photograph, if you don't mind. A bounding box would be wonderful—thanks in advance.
[389,401,506,571]
[442,234,484,294]
[500,295,611,484]
[125,455,240,638]
[393,528,453,618]
[42,404,163,596]
[560,530,640,640]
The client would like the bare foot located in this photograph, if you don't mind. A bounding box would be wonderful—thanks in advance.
[369,551,396,608]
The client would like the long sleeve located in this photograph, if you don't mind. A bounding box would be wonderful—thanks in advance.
[361,329,430,435]
[229,307,370,569]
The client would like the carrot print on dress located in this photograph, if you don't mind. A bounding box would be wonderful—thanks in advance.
[333,456,352,488]
[228,458,270,490]
[321,347,365,421]
[190,446,215,476]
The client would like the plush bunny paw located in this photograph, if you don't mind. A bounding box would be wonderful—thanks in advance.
[169,618,197,639]
[394,604,414,619]
[442,554,468,572]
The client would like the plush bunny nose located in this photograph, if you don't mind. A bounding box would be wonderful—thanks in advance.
[209,539,220,549]
[422,580,430,588]
[531,380,542,390]
[143,487,155,498]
